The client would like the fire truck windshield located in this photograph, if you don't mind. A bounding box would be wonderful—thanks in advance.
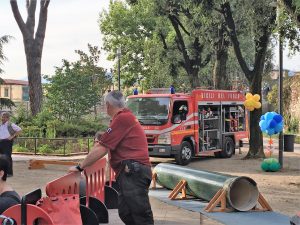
[127,97,170,125]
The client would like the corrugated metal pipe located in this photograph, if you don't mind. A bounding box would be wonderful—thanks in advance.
[153,163,259,211]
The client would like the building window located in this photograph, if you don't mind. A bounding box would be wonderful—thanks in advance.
[22,86,29,101]
[4,88,9,97]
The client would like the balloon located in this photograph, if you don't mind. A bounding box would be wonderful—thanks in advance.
[261,161,269,171]
[266,128,275,136]
[244,93,261,111]
[246,93,253,100]
[273,114,283,123]
[261,158,280,172]
[244,101,251,107]
[269,161,281,172]
[268,119,277,128]
[254,101,261,109]
[259,120,268,131]
[265,112,274,120]
[253,94,260,101]
[274,123,283,133]
[260,112,284,136]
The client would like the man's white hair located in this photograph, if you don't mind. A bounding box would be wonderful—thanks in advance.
[104,91,125,108]
[1,112,10,118]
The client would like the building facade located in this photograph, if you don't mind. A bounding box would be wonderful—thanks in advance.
[0,79,29,111]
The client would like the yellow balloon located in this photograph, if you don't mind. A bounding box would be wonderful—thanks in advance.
[249,99,255,107]
[244,100,251,107]
[246,93,253,100]
[254,101,262,109]
[253,94,260,102]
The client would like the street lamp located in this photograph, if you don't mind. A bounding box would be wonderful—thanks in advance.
[278,24,284,167]
[117,47,121,91]
[274,1,284,167]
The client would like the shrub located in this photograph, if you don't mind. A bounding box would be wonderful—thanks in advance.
[38,144,53,154]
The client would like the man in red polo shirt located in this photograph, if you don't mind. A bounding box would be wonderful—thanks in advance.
[69,91,154,225]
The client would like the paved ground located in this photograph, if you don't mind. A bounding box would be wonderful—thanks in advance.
[9,137,299,225]
[10,157,221,225]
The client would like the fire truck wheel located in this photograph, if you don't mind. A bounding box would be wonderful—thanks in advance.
[175,141,193,165]
[221,137,234,158]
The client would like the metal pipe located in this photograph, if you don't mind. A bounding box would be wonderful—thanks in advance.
[154,163,259,211]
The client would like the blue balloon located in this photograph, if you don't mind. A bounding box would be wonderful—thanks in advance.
[274,123,283,133]
[260,112,284,136]
[268,119,277,129]
[260,121,268,131]
[266,128,275,136]
[273,114,283,123]
[265,112,274,121]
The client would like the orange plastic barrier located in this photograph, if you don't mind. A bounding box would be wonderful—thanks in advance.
[46,172,81,196]
[84,158,107,204]
[2,204,54,225]
[2,189,53,225]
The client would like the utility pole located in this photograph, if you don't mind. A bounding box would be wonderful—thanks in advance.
[117,47,121,91]
[277,1,283,167]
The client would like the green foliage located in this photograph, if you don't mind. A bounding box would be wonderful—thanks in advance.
[267,77,299,134]
[45,44,110,121]
[38,144,53,154]
[45,61,98,120]
[13,144,30,153]
[0,35,12,74]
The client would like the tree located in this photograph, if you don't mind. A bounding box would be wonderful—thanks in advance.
[100,0,217,90]
[282,0,300,27]
[45,45,109,120]
[0,35,11,74]
[211,21,230,89]
[45,60,98,120]
[75,44,111,117]
[10,0,50,116]
[153,0,212,88]
[100,0,157,88]
[0,35,15,109]
[220,0,276,158]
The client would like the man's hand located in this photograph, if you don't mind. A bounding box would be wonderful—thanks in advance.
[8,135,15,140]
[68,166,80,173]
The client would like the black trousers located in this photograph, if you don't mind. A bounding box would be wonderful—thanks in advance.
[116,163,154,225]
[0,140,13,175]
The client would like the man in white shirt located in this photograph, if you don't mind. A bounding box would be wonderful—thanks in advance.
[0,112,22,177]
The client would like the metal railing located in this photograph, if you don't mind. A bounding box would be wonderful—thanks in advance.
[13,137,94,156]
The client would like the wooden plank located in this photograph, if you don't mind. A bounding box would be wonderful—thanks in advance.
[28,160,78,169]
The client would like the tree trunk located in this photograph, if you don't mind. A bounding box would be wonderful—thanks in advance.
[213,24,230,90]
[220,1,276,158]
[191,70,200,88]
[26,50,43,115]
[10,0,50,116]
[246,72,264,158]
[213,48,229,89]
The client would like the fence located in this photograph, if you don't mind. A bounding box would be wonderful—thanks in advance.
[14,137,94,156]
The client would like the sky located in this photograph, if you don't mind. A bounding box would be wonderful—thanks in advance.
[0,0,300,81]
[0,0,114,80]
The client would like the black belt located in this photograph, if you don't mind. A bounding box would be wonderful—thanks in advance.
[0,139,9,142]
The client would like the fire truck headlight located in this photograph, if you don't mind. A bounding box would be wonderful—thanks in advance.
[157,132,171,144]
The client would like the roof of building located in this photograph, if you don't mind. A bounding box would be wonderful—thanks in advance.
[3,79,28,86]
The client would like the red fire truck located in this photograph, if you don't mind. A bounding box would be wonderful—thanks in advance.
[127,89,248,165]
